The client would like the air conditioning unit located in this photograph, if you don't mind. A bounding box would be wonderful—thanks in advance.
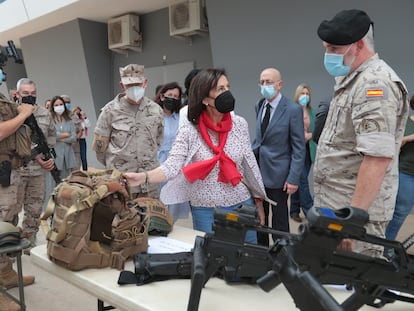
[169,0,208,37]
[108,14,142,53]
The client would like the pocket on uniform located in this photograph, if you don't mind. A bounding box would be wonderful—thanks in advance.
[112,123,131,148]
[144,117,162,145]
[15,124,32,158]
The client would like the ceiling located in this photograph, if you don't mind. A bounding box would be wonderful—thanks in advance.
[0,0,170,47]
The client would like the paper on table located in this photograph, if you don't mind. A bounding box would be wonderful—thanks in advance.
[148,237,193,254]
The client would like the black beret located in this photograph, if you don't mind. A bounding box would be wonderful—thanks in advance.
[317,9,373,45]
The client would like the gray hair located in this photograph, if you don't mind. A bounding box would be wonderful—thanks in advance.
[363,25,375,52]
[16,78,36,91]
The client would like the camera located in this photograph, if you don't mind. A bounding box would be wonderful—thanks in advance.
[0,40,23,82]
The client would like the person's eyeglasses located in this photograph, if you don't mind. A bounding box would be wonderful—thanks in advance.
[259,80,276,86]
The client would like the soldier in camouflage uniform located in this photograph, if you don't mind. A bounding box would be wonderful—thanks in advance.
[314,10,409,256]
[93,64,164,198]
[0,89,38,308]
[14,79,56,248]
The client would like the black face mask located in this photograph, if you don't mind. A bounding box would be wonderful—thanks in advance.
[12,96,18,103]
[21,95,36,105]
[162,97,181,111]
[214,90,235,113]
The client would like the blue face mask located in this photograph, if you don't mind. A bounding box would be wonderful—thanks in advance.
[260,85,276,99]
[299,94,309,106]
[323,44,354,77]
[65,103,71,110]
[0,69,4,84]
[323,53,351,77]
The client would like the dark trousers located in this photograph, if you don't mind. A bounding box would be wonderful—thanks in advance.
[79,138,88,171]
[257,187,289,246]
[290,144,313,217]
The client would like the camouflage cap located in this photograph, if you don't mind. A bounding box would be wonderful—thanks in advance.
[119,64,145,85]
[61,94,71,103]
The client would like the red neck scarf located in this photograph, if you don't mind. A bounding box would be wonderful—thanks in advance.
[182,111,242,186]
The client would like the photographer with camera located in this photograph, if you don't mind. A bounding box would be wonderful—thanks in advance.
[0,88,36,311]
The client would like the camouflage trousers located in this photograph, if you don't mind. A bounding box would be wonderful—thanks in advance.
[354,220,388,258]
[72,140,81,171]
[0,167,45,237]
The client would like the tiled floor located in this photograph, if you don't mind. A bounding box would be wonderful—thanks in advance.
[8,211,414,310]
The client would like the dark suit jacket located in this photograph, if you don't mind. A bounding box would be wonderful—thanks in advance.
[312,98,331,144]
[252,94,305,189]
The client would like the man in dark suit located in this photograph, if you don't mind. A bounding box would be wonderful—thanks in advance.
[252,67,305,246]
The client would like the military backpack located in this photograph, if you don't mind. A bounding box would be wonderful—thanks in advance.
[40,169,149,271]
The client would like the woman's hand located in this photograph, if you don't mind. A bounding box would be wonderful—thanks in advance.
[283,182,298,195]
[255,200,265,225]
[60,132,71,139]
[124,172,145,187]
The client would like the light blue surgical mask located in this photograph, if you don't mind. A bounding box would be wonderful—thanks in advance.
[54,105,65,115]
[0,69,4,84]
[323,44,354,77]
[299,94,309,106]
[65,103,72,110]
[260,85,276,99]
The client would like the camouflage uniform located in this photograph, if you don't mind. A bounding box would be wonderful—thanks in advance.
[0,93,36,289]
[314,54,409,254]
[2,105,55,240]
[70,111,82,170]
[94,94,164,197]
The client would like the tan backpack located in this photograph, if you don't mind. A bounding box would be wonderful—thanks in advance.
[40,169,149,271]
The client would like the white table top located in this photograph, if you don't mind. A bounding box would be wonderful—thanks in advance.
[31,226,413,311]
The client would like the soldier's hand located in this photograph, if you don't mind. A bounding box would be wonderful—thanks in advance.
[17,103,35,118]
[36,157,55,171]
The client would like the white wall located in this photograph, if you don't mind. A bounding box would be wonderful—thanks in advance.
[0,0,76,32]
[207,0,414,137]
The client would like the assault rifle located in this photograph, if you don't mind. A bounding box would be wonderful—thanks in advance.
[24,114,61,184]
[188,205,414,311]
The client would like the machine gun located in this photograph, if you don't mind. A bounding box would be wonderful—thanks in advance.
[24,114,61,184]
[187,205,414,311]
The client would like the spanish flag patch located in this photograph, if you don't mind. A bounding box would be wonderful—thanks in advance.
[366,89,384,97]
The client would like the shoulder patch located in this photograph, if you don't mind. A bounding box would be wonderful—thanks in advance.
[365,87,388,100]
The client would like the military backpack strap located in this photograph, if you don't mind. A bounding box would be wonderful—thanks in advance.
[42,168,143,270]
[40,189,59,236]
[49,183,118,243]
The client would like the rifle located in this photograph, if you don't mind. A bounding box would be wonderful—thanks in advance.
[187,205,414,311]
[24,114,61,184]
